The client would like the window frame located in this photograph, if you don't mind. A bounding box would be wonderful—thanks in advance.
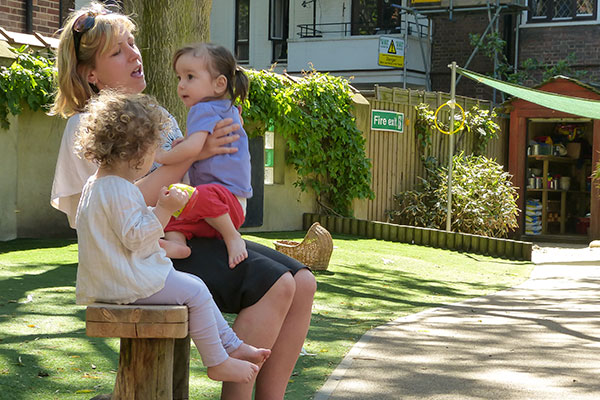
[235,0,250,64]
[527,0,598,23]
[269,0,289,63]
[351,0,402,36]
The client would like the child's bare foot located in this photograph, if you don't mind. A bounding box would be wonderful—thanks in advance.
[158,238,191,259]
[224,234,248,268]
[229,343,271,365]
[206,357,259,383]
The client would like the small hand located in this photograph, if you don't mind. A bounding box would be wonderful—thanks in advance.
[157,186,189,215]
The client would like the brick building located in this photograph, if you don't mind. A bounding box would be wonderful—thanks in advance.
[0,0,74,37]
[426,0,600,101]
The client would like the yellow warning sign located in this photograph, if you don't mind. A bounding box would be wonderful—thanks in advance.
[387,41,397,54]
[378,36,404,68]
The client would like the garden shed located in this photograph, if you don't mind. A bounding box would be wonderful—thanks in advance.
[507,77,600,241]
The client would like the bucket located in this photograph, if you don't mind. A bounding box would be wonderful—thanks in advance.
[559,176,571,191]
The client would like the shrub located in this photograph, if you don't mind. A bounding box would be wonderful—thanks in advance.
[389,154,519,237]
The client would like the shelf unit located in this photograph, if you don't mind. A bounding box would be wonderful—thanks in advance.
[526,155,590,235]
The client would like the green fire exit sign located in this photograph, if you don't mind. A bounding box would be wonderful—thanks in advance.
[371,110,404,133]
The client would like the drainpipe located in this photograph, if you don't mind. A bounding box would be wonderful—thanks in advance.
[25,0,33,33]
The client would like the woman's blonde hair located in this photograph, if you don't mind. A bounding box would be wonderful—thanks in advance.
[75,90,166,170]
[50,2,136,118]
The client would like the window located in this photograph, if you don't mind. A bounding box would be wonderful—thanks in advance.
[235,0,250,63]
[351,0,401,35]
[528,0,597,22]
[269,0,289,62]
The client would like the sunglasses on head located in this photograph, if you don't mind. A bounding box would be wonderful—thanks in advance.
[72,11,102,61]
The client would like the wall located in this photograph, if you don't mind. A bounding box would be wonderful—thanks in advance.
[0,0,64,36]
[0,105,319,238]
[430,12,508,100]
[0,109,71,240]
[518,25,600,84]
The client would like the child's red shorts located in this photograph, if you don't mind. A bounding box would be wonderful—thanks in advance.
[164,183,245,240]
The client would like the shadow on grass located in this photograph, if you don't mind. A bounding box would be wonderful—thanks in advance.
[0,263,118,399]
[0,239,77,254]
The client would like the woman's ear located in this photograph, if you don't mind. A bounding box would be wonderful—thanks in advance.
[87,68,98,86]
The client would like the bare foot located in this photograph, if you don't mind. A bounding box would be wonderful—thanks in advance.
[206,357,259,383]
[224,234,248,268]
[229,343,271,365]
[158,238,191,259]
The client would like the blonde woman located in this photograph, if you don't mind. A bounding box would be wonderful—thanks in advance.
[50,3,316,399]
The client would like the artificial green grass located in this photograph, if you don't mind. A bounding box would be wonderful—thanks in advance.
[0,234,533,399]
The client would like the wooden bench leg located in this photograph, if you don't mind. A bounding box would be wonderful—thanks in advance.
[173,336,191,400]
[112,338,174,400]
[89,336,190,400]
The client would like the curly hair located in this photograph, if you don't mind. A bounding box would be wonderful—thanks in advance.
[75,91,167,170]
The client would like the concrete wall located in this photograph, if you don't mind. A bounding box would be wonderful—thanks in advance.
[0,106,320,239]
[0,108,72,240]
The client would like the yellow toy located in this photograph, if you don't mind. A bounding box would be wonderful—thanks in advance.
[168,183,195,217]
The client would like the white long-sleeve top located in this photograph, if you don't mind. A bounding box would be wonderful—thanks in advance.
[75,175,172,305]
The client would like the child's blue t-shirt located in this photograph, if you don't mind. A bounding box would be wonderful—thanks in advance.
[186,99,252,198]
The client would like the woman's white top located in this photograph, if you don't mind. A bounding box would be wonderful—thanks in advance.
[51,111,183,228]
[75,175,172,305]
[51,114,96,228]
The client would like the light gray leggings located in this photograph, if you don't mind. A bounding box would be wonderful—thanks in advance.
[133,268,242,367]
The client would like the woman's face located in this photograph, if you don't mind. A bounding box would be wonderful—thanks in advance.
[87,29,146,94]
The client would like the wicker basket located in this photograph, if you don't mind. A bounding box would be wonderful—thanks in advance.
[274,222,333,270]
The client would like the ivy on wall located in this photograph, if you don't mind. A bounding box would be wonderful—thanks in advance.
[244,68,374,217]
[0,47,373,216]
[0,46,55,129]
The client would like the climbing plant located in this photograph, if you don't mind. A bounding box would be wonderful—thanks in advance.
[0,45,55,129]
[244,68,374,216]
[468,32,587,85]
[413,102,500,160]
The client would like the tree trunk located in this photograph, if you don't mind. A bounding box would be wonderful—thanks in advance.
[122,0,213,130]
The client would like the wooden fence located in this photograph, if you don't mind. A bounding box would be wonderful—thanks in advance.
[365,86,507,222]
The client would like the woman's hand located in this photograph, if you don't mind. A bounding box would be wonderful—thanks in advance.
[196,118,240,161]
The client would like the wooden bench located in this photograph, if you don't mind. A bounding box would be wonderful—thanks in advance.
[86,303,191,400]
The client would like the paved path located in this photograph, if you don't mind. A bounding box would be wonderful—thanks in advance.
[314,245,600,400]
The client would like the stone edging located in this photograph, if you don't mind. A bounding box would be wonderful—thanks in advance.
[303,213,532,261]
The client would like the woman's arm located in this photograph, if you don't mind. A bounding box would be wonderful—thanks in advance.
[155,131,209,165]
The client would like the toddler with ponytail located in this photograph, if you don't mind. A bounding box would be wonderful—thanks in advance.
[156,43,253,268]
